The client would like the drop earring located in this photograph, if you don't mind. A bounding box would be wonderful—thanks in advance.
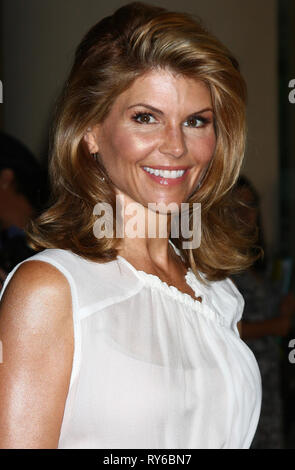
[91,153,106,182]
[92,153,99,162]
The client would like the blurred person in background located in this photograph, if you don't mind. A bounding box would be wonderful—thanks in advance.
[233,175,295,449]
[0,132,49,288]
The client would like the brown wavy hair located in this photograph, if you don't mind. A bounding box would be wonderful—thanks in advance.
[28,1,258,281]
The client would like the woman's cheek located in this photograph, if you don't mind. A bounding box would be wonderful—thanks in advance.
[115,132,158,162]
[191,135,216,164]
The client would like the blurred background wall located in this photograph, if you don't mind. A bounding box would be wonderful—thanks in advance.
[279,0,295,263]
[0,0,279,255]
[0,0,3,128]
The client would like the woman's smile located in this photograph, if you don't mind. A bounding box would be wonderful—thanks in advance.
[85,68,216,207]
[142,165,191,186]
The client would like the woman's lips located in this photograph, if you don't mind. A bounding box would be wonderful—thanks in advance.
[142,166,190,186]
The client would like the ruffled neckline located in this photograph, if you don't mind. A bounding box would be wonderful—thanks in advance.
[116,240,206,308]
[134,267,204,308]
[116,241,208,311]
[117,253,227,327]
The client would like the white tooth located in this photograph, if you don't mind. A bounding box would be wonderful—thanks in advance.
[144,167,186,178]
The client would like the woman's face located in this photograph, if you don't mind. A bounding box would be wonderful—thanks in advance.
[85,68,216,208]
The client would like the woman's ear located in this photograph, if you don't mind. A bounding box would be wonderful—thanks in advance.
[83,126,100,154]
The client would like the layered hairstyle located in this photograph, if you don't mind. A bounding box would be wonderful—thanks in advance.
[28,1,258,281]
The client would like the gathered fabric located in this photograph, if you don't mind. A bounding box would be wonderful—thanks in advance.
[1,242,262,449]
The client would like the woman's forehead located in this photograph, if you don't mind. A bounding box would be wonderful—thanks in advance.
[111,69,212,111]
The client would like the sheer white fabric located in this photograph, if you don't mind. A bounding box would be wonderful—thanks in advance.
[0,243,262,449]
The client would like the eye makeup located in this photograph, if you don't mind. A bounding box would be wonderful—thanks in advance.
[184,114,212,128]
[131,110,213,128]
[131,112,157,124]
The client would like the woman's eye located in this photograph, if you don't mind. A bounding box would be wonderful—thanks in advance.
[184,116,207,128]
[132,112,156,124]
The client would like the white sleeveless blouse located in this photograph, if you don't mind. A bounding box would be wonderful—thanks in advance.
[0,243,262,449]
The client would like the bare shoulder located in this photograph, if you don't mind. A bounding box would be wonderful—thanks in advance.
[0,260,74,448]
[1,258,71,301]
[0,259,72,326]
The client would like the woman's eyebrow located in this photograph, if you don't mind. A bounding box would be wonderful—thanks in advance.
[127,103,213,115]
[187,108,214,116]
[127,103,164,115]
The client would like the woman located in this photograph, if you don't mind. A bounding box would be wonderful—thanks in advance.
[0,2,261,449]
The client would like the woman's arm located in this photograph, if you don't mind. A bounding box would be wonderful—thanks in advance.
[0,261,74,448]
[237,321,242,336]
[241,292,295,340]
[241,316,292,340]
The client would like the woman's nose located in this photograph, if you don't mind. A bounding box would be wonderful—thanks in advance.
[158,125,187,158]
